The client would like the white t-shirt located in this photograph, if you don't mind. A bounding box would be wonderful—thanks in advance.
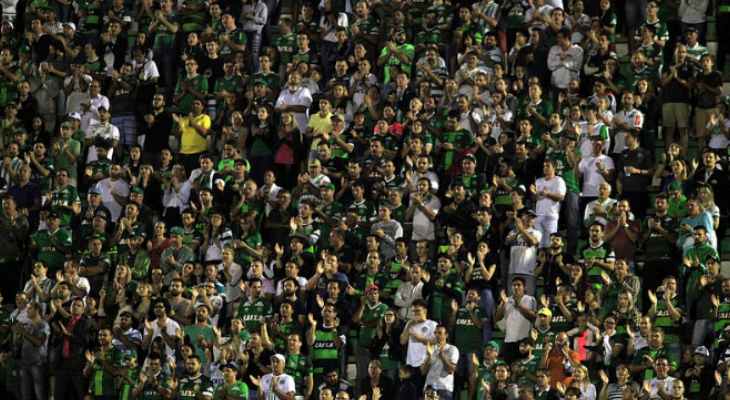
[96,178,130,222]
[610,108,644,154]
[578,154,615,197]
[275,88,313,134]
[503,295,537,343]
[508,228,542,275]
[641,377,676,400]
[142,318,182,358]
[86,122,121,163]
[406,319,438,367]
[535,176,566,217]
[259,373,296,399]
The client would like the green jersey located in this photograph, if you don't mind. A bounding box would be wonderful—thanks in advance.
[175,74,209,114]
[139,372,172,400]
[512,355,540,387]
[358,303,389,347]
[653,295,683,343]
[153,12,180,49]
[631,346,677,381]
[517,99,554,136]
[714,299,730,349]
[179,374,215,400]
[249,72,280,90]
[548,147,581,193]
[214,75,245,96]
[284,354,313,396]
[236,297,272,333]
[274,33,297,66]
[0,356,20,399]
[378,43,414,83]
[33,228,72,269]
[429,272,465,321]
[88,346,124,397]
[181,0,207,32]
[50,185,80,226]
[454,305,488,352]
[439,129,473,171]
[476,361,504,400]
[219,29,247,60]
[353,271,390,296]
[184,325,216,365]
[213,381,248,399]
[312,326,340,374]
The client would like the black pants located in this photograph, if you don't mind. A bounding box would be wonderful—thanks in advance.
[54,359,87,400]
[717,12,730,73]
[0,258,23,299]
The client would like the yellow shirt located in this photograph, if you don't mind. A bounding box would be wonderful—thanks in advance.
[307,112,333,150]
[180,114,212,154]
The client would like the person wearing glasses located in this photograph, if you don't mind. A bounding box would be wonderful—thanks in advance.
[638,355,676,400]
[141,299,181,358]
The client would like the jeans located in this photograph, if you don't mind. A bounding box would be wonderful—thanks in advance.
[665,341,683,366]
[153,48,178,103]
[21,364,48,400]
[245,30,263,74]
[692,318,713,346]
[478,289,494,343]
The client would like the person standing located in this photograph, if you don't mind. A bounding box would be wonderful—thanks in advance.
[421,325,459,400]
[241,0,268,74]
[251,354,296,400]
[495,277,537,365]
[0,196,28,298]
[14,302,50,400]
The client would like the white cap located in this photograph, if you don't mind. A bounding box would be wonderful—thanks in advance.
[63,22,76,31]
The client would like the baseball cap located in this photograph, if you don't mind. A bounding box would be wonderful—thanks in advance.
[271,354,286,363]
[219,362,239,371]
[94,210,108,219]
[61,121,73,129]
[170,226,185,236]
[1,20,13,30]
[394,27,406,35]
[686,26,698,34]
[365,285,379,293]
[521,209,538,218]
[88,187,102,195]
[425,385,439,393]
[463,153,477,163]
[47,212,60,219]
[120,311,134,318]
[62,22,76,30]
[323,182,336,191]
[132,187,145,196]
[695,346,710,356]
[68,112,82,120]
[538,308,553,318]
[668,181,683,191]
[486,341,500,352]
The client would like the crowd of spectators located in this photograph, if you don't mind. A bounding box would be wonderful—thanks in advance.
[3,0,730,400]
